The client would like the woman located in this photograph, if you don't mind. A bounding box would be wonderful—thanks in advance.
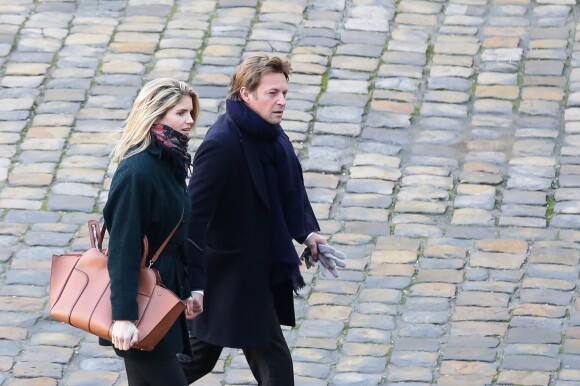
[102,78,202,386]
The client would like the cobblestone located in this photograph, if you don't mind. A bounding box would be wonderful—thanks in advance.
[0,0,578,385]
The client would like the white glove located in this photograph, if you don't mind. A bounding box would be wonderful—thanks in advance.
[111,320,139,351]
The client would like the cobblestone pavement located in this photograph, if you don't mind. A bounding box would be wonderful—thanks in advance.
[1,0,580,385]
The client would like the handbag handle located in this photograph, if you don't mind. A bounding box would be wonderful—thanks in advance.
[88,211,184,268]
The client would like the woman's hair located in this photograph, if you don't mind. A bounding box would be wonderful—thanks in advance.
[110,78,199,163]
[227,54,291,101]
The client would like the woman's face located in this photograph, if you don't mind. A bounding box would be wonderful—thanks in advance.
[157,96,194,136]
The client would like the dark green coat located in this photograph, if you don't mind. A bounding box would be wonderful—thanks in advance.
[101,144,193,361]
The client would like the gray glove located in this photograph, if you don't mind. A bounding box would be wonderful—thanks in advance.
[300,244,347,279]
[318,244,347,268]
[317,244,346,278]
[320,254,339,277]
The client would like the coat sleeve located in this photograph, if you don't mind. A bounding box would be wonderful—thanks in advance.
[185,138,234,291]
[103,164,153,321]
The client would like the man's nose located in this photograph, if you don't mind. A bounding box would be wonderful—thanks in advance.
[277,94,286,106]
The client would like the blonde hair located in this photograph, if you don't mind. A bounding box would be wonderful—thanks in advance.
[110,78,199,163]
[228,54,291,101]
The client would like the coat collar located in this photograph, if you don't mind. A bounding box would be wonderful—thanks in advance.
[147,143,162,157]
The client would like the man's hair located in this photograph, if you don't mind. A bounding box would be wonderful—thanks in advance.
[227,54,291,101]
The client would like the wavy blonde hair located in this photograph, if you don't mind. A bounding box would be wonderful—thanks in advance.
[110,78,199,163]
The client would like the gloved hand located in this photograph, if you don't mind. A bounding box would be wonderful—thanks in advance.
[111,320,139,351]
[300,244,347,278]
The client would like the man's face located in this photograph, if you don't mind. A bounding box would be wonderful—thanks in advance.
[241,72,288,125]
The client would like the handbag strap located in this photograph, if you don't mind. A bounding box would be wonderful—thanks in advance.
[88,210,184,268]
[145,211,184,267]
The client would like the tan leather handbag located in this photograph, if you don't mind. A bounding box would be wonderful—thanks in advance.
[49,216,186,351]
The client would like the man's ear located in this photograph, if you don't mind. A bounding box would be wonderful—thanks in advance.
[240,87,250,102]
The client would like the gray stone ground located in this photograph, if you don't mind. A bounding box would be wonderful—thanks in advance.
[0,0,580,385]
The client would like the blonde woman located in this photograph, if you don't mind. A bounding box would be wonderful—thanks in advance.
[102,78,202,386]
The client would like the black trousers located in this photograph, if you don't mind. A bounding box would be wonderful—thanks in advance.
[179,299,294,386]
[124,356,188,386]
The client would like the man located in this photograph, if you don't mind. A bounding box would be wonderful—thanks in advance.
[181,54,327,385]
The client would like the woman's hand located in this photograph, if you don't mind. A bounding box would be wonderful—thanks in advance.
[185,293,203,320]
[111,320,139,351]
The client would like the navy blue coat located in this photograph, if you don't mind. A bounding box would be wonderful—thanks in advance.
[187,112,316,349]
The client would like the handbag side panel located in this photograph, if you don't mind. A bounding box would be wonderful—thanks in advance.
[49,267,88,324]
[133,283,186,351]
[89,285,114,341]
[131,268,185,351]
[68,249,111,334]
[49,254,81,309]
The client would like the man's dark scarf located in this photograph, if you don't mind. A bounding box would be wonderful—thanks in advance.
[226,99,319,290]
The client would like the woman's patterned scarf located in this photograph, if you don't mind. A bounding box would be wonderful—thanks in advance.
[150,123,192,176]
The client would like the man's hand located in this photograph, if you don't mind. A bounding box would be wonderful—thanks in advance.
[304,233,327,261]
[185,293,203,320]
[111,320,139,351]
